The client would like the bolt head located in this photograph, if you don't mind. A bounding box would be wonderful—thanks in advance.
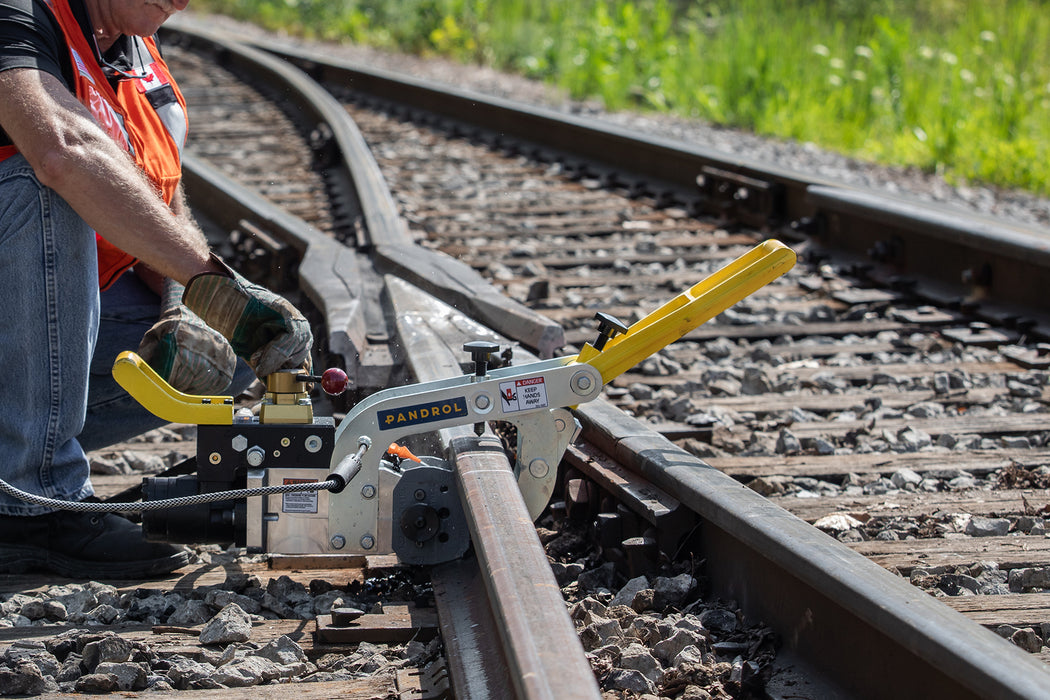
[529,459,550,478]
[571,371,595,395]
[329,535,346,550]
[360,535,376,550]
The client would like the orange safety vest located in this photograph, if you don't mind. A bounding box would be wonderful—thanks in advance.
[0,0,188,289]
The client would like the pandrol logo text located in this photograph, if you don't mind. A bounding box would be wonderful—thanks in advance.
[378,397,468,430]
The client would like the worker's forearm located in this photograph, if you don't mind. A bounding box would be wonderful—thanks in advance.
[38,139,216,285]
[0,68,222,285]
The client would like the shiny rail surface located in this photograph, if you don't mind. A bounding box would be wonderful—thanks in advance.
[163,19,1050,699]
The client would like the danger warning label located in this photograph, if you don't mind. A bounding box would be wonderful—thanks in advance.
[498,376,549,412]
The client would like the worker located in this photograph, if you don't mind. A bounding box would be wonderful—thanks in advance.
[0,0,313,578]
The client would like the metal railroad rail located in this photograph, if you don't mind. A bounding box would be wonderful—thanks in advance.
[157,20,1050,699]
[168,26,599,695]
[181,155,599,698]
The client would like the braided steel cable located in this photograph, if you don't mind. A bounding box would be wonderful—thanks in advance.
[0,477,340,513]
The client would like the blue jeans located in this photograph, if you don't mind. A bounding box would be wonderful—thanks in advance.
[0,155,253,515]
[0,155,98,515]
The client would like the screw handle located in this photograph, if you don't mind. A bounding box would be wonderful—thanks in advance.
[463,340,500,378]
[591,312,629,351]
[297,367,350,395]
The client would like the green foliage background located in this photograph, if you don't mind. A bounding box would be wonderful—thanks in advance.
[191,0,1050,196]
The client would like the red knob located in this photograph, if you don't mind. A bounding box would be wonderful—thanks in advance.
[320,367,350,396]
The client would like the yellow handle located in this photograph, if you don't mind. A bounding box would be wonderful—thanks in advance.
[574,239,796,383]
[112,351,234,425]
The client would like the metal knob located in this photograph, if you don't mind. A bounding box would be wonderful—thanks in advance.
[297,368,350,396]
[463,341,499,378]
[463,341,498,436]
[591,312,628,351]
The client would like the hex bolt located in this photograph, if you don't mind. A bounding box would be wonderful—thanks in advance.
[246,446,266,467]
[571,371,595,396]
[360,534,376,550]
[361,484,376,499]
[231,434,248,452]
[591,311,628,351]
[329,535,346,550]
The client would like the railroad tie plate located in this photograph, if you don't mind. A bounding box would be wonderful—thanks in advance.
[1000,344,1050,369]
[941,324,1019,347]
[315,604,438,643]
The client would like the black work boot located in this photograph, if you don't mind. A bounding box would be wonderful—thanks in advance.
[0,510,190,579]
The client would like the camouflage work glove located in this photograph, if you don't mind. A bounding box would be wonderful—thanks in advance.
[138,278,238,395]
[182,256,313,378]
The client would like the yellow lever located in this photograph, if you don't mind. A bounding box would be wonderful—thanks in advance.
[112,351,234,425]
[574,239,796,383]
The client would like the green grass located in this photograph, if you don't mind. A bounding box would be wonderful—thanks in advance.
[189,0,1050,196]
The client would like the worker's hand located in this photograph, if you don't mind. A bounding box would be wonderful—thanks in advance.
[182,256,313,377]
[139,279,238,395]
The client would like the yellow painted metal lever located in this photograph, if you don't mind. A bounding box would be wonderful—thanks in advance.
[112,351,234,425]
[575,239,796,384]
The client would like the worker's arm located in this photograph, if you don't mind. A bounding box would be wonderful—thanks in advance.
[0,66,222,284]
[0,66,313,374]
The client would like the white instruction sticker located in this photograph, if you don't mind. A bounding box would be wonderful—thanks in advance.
[282,478,318,514]
[498,376,549,412]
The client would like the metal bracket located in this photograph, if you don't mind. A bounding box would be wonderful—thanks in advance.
[397,659,451,700]
[1001,344,1050,369]
[941,323,1018,348]
[890,306,959,325]
[510,408,581,519]
[698,166,783,228]
[390,457,470,565]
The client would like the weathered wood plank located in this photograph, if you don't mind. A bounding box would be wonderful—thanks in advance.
[774,489,1050,522]
[0,616,396,659]
[616,360,1023,389]
[848,535,1050,573]
[711,450,1050,480]
[662,387,1048,417]
[787,413,1050,440]
[0,557,401,597]
[942,592,1050,629]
